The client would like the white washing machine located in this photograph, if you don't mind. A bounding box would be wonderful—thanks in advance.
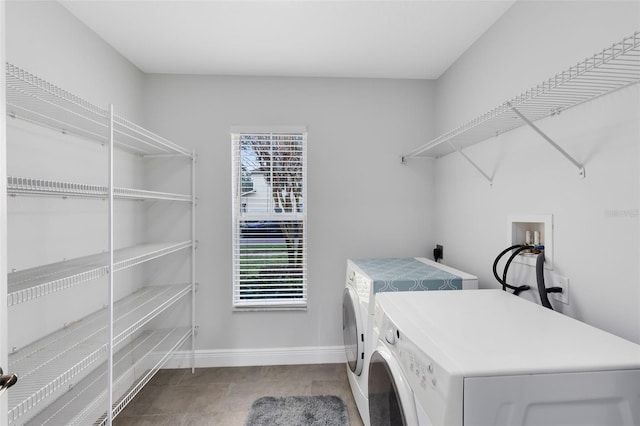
[342,257,478,425]
[368,290,640,426]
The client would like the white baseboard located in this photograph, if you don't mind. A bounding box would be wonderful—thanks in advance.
[161,345,347,369]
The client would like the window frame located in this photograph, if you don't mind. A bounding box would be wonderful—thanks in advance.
[231,126,308,311]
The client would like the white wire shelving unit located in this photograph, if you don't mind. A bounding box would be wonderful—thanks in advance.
[401,31,640,184]
[5,62,197,425]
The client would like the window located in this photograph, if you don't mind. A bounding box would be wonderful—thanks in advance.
[231,127,307,309]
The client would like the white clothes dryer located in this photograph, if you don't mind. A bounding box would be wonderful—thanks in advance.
[342,257,478,425]
[368,290,640,426]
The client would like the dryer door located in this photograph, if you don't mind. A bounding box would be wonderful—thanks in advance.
[368,346,419,426]
[343,286,364,375]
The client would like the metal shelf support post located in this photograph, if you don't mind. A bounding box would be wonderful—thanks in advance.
[508,102,586,179]
[191,151,197,374]
[107,104,114,426]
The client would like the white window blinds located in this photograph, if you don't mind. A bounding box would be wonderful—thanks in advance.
[231,130,307,309]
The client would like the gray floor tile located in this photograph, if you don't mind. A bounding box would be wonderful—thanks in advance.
[262,363,345,382]
[179,411,248,426]
[179,366,262,385]
[114,414,183,426]
[150,368,189,386]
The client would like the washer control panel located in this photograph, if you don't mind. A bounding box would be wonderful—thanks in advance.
[345,263,372,302]
[379,314,457,425]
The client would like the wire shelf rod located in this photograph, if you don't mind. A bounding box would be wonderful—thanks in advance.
[6,103,110,143]
[564,73,639,81]
[6,84,109,131]
[582,69,640,78]
[534,84,623,95]
[538,83,623,92]
[6,105,165,156]
[606,57,640,63]
[113,116,192,158]
[558,81,633,90]
[114,187,193,202]
[572,70,640,80]
[143,153,192,158]
[5,107,152,156]
[112,126,173,156]
[115,115,186,152]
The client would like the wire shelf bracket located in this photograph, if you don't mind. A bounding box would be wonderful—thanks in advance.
[448,141,493,186]
[508,102,585,179]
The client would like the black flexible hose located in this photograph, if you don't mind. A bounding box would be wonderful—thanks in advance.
[503,246,534,284]
[493,244,521,291]
[493,244,532,294]
[536,252,553,310]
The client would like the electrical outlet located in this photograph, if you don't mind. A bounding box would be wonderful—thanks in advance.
[550,275,569,305]
[434,244,443,262]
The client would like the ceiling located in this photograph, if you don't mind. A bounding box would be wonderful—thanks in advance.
[60,0,515,80]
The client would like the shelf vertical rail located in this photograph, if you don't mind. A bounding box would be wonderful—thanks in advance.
[191,151,196,374]
[507,103,585,178]
[107,104,115,425]
[1,3,10,422]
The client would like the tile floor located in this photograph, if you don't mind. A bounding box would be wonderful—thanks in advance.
[114,364,364,426]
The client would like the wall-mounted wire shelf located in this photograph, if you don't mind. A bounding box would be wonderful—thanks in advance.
[7,176,193,202]
[26,327,190,426]
[5,63,192,158]
[8,241,192,306]
[7,285,190,425]
[401,31,640,183]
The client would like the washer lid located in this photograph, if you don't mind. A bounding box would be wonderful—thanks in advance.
[375,290,640,377]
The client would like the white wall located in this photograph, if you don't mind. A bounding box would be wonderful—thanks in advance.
[434,1,640,343]
[142,75,436,352]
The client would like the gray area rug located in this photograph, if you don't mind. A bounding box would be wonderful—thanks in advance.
[245,395,350,426]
